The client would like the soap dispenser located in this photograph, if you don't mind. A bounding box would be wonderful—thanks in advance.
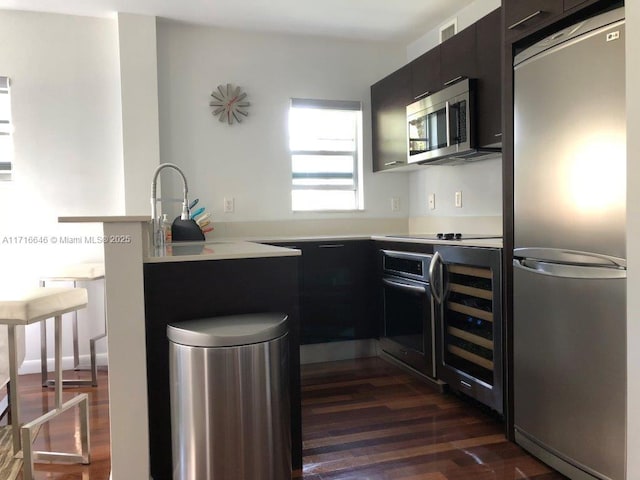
[162,214,172,244]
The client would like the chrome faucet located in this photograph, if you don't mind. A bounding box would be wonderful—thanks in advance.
[150,163,190,248]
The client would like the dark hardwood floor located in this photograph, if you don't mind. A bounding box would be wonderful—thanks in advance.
[7,357,566,479]
[5,369,111,480]
[295,357,566,480]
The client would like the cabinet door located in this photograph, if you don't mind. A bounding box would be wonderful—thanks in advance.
[475,8,502,147]
[440,25,477,88]
[371,65,412,171]
[295,241,373,344]
[504,0,563,42]
[410,46,441,101]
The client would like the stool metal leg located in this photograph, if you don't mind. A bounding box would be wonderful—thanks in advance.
[71,280,80,370]
[54,315,63,409]
[41,278,105,388]
[21,314,91,480]
[39,280,49,388]
[7,324,21,455]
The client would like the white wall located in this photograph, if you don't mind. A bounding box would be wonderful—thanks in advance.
[118,13,162,215]
[156,21,410,223]
[407,0,502,62]
[627,2,640,478]
[409,157,502,218]
[0,10,123,371]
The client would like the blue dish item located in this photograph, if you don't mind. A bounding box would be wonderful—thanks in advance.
[190,207,205,220]
[171,217,205,242]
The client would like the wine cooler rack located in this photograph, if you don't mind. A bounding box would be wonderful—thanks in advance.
[434,245,502,414]
[444,264,495,385]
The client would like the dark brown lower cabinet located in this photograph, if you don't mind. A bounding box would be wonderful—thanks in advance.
[143,256,302,480]
[273,240,375,344]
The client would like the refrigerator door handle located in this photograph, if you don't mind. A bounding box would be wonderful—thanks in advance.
[428,251,443,304]
[513,247,626,268]
[513,258,626,279]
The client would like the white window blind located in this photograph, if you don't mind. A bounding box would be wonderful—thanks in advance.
[0,76,13,181]
[289,98,363,211]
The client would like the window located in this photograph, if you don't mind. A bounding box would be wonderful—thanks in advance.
[289,98,363,211]
[0,76,12,181]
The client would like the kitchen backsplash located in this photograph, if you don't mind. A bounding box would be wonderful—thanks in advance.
[409,215,503,235]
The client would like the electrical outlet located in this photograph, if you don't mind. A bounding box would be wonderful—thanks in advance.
[391,197,400,212]
[455,191,462,208]
[428,193,436,210]
[224,197,235,213]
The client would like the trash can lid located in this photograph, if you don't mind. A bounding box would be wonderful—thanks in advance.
[167,313,288,347]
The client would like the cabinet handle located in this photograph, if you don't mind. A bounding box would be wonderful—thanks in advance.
[414,90,431,100]
[443,75,464,87]
[508,10,544,30]
[384,161,401,166]
[494,133,503,137]
[445,101,451,148]
[318,244,344,249]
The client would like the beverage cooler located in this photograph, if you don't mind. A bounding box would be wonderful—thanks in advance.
[429,245,503,413]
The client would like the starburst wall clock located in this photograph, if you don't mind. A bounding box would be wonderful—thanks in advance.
[209,84,250,125]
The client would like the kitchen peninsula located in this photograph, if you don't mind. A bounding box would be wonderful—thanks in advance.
[59,216,302,480]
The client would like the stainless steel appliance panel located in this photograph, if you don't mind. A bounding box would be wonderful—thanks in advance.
[513,261,625,480]
[432,245,503,413]
[407,79,473,164]
[170,335,291,480]
[513,8,626,479]
[514,15,626,260]
[381,250,435,377]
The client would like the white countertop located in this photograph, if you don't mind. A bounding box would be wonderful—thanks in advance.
[371,235,503,249]
[211,234,503,249]
[58,215,150,223]
[144,240,301,263]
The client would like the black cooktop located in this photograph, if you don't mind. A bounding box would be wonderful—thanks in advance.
[394,233,503,241]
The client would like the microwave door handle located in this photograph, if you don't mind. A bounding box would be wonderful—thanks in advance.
[445,102,451,148]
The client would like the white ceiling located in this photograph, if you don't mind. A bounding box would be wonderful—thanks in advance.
[0,0,477,42]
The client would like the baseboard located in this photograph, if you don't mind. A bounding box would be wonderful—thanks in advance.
[19,353,109,375]
[300,339,378,364]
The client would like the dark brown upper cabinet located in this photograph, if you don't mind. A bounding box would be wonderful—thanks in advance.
[564,0,590,11]
[504,0,563,42]
[475,8,503,147]
[440,24,477,88]
[370,8,503,172]
[410,46,441,101]
[371,64,412,172]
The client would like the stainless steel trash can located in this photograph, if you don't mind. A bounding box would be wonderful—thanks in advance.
[167,313,291,480]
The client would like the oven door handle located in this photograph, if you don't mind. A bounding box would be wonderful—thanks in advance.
[382,277,427,294]
[428,251,443,304]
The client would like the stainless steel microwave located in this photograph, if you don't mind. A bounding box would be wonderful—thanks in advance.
[406,78,498,165]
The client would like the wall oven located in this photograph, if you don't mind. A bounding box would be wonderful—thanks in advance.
[380,250,435,377]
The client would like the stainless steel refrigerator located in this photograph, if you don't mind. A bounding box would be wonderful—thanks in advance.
[513,7,626,480]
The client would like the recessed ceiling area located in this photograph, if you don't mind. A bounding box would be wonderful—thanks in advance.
[0,0,477,42]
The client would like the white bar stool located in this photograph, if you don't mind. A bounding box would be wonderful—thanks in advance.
[40,262,106,387]
[0,287,91,480]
